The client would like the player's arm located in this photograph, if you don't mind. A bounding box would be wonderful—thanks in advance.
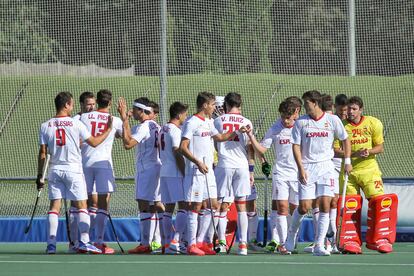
[292,143,307,184]
[117,97,138,149]
[173,146,185,176]
[247,142,255,186]
[36,144,48,190]
[245,125,267,155]
[85,116,113,147]
[179,138,208,174]
[212,125,247,142]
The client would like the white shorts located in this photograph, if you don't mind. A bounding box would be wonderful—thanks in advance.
[83,167,116,194]
[184,168,217,203]
[135,165,161,202]
[299,160,336,200]
[272,178,299,205]
[333,168,340,194]
[215,167,251,203]
[247,185,257,201]
[48,170,88,201]
[160,177,185,204]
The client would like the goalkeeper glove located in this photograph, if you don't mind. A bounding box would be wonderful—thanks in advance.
[262,162,271,177]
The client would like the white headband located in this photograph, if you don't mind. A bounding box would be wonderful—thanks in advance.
[133,102,153,112]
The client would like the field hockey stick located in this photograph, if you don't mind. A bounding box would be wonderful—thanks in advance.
[63,198,74,246]
[336,173,349,250]
[25,154,50,234]
[108,212,125,253]
[203,157,221,253]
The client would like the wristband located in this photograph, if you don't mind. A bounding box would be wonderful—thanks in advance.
[344,157,351,165]
[249,165,254,172]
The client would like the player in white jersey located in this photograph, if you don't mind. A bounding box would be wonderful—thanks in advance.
[117,97,162,254]
[159,102,189,254]
[213,92,254,255]
[179,91,246,256]
[37,91,113,254]
[246,98,302,255]
[70,91,96,252]
[79,89,123,254]
[285,90,352,256]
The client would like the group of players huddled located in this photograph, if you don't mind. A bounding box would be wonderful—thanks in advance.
[36,89,398,256]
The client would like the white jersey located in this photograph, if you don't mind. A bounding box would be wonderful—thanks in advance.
[261,119,297,180]
[131,119,161,173]
[39,116,91,173]
[159,122,183,178]
[181,114,219,174]
[214,113,251,168]
[72,113,81,120]
[79,111,123,169]
[291,112,348,164]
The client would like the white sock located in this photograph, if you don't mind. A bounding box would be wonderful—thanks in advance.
[238,211,248,243]
[289,208,305,236]
[271,210,280,243]
[329,208,337,239]
[139,212,151,246]
[154,213,163,245]
[173,209,187,242]
[69,207,79,246]
[316,212,330,247]
[276,213,288,244]
[312,208,320,242]
[47,211,59,245]
[287,212,292,228]
[217,211,227,242]
[187,211,198,246]
[95,209,108,244]
[206,210,218,243]
[78,209,91,244]
[163,212,173,243]
[149,213,159,244]
[247,211,258,242]
[196,209,211,243]
[88,207,98,238]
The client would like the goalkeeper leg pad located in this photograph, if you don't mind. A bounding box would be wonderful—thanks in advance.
[337,195,362,254]
[366,194,398,254]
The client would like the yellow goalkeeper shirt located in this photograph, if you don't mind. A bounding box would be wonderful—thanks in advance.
[343,115,384,170]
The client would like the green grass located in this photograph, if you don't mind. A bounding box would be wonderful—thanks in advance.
[0,242,413,276]
[0,74,413,178]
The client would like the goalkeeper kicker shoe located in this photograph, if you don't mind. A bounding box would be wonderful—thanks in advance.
[77,241,102,254]
[342,241,362,254]
[366,239,393,254]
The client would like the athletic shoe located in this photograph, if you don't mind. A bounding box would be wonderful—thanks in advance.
[187,244,205,256]
[77,241,102,254]
[197,242,216,255]
[277,244,291,255]
[325,238,332,252]
[68,243,78,254]
[128,244,151,254]
[331,244,340,254]
[150,241,163,254]
[247,239,264,251]
[218,240,228,253]
[313,245,331,256]
[303,242,315,253]
[237,242,248,256]
[366,239,393,254]
[265,240,279,253]
[46,244,56,254]
[285,232,298,252]
[94,243,115,254]
[165,240,181,255]
[342,241,362,254]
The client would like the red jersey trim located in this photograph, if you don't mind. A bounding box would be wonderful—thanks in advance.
[312,112,325,122]
[194,114,205,121]
[347,116,365,127]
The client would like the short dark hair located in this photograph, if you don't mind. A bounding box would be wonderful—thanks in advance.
[302,90,322,106]
[278,100,298,116]
[148,101,159,114]
[133,97,151,115]
[55,92,73,112]
[196,91,215,110]
[224,92,242,109]
[321,94,334,112]
[169,102,188,119]
[348,96,364,109]
[79,91,94,104]
[285,96,302,109]
[335,94,348,106]
[96,89,112,108]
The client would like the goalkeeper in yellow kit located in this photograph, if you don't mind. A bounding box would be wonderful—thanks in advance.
[338,96,397,254]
